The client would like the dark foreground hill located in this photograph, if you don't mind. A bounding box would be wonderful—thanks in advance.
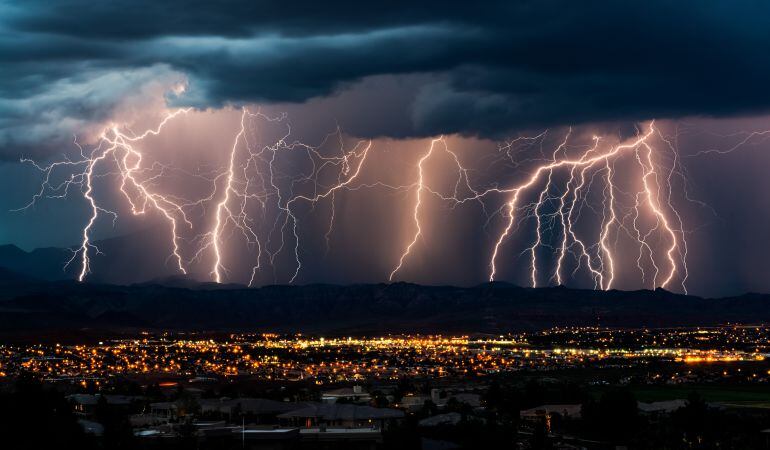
[0,273,769,339]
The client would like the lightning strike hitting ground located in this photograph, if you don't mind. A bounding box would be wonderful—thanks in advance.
[486,123,688,290]
[20,108,767,292]
[18,109,195,281]
[210,109,248,283]
[187,108,385,285]
[387,123,694,292]
[388,136,482,281]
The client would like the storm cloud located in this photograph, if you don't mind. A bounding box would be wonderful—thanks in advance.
[3,0,770,157]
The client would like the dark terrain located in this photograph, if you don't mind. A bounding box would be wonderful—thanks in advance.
[0,265,769,339]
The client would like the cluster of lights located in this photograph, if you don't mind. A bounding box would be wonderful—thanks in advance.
[1,327,768,384]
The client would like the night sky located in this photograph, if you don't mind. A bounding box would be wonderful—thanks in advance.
[1,1,769,296]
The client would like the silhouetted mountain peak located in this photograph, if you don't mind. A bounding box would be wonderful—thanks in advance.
[0,229,185,284]
[0,244,27,257]
[0,272,767,339]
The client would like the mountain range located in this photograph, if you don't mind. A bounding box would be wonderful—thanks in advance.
[0,229,183,285]
[1,234,769,339]
[0,268,768,340]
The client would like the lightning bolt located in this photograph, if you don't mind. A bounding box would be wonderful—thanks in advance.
[389,136,485,281]
[21,104,766,292]
[200,108,384,285]
[387,125,686,291]
[388,138,438,281]
[281,138,374,283]
[19,109,197,281]
[487,122,686,289]
[210,109,248,283]
[388,122,691,292]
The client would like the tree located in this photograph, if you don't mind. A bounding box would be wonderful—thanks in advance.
[0,375,96,450]
[581,389,639,443]
[95,395,136,450]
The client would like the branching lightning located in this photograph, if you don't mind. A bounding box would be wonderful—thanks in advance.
[389,122,692,293]
[486,122,689,290]
[18,109,196,281]
[20,105,767,293]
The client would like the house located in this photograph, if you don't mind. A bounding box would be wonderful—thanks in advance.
[520,404,582,421]
[199,397,305,423]
[130,413,170,428]
[278,403,404,429]
[520,404,582,431]
[322,385,372,404]
[67,394,139,416]
[449,393,482,408]
[298,427,384,450]
[149,401,178,418]
[400,394,430,411]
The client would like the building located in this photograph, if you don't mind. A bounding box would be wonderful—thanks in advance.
[400,394,430,411]
[520,404,582,421]
[199,397,307,423]
[67,394,139,416]
[520,404,582,431]
[278,403,404,429]
[321,385,372,404]
[149,401,178,418]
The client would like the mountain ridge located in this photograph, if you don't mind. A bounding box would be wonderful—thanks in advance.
[0,229,190,284]
[0,273,768,340]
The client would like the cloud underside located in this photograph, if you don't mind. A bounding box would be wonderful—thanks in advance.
[3,0,770,156]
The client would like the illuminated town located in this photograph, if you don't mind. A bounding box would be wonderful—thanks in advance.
[3,326,770,448]
[3,326,769,384]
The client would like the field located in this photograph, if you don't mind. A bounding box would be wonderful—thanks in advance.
[622,384,770,404]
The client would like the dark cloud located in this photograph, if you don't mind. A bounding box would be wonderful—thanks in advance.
[3,0,770,156]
